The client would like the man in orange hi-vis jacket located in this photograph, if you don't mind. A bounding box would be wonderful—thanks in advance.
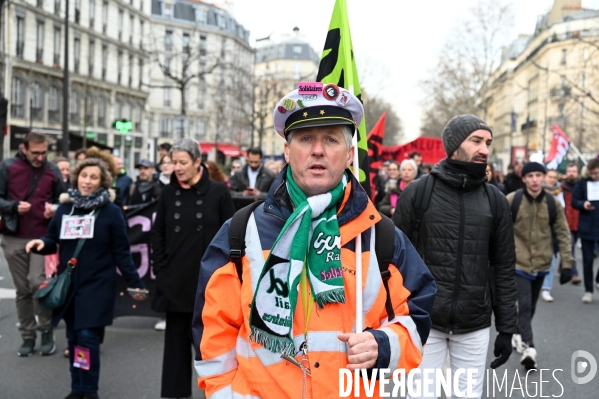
[192,84,437,399]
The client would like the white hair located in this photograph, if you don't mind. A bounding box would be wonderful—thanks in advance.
[400,159,418,174]
[287,124,354,149]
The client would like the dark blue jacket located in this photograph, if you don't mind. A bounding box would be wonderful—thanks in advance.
[116,172,133,205]
[572,178,599,240]
[36,200,144,330]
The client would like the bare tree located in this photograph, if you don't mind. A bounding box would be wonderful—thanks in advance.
[363,93,404,146]
[419,0,514,137]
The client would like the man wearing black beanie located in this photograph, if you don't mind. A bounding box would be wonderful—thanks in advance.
[506,162,574,369]
[394,115,518,398]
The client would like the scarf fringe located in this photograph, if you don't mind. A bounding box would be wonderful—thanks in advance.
[250,327,295,356]
[314,289,346,309]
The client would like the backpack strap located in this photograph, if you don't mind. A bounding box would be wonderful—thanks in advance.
[511,188,524,224]
[375,213,397,320]
[546,192,557,227]
[229,200,264,284]
[411,174,435,248]
[484,183,504,227]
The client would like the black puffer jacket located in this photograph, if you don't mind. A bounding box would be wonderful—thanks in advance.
[392,159,517,335]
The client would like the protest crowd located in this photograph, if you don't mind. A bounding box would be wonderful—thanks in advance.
[1,1,599,399]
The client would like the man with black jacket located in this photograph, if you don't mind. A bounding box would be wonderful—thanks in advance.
[393,115,517,398]
[0,132,66,357]
[229,147,275,197]
[504,160,526,194]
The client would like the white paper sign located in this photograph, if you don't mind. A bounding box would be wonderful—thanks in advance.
[60,215,96,239]
[588,181,599,201]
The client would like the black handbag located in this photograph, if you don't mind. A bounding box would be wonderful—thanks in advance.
[34,208,100,310]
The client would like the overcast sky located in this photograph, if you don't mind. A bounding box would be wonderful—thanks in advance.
[220,0,599,141]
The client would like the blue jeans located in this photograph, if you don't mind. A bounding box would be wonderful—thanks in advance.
[67,324,101,394]
[542,254,559,291]
[581,239,599,293]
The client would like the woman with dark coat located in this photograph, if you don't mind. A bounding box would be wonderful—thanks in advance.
[151,138,235,399]
[26,158,146,399]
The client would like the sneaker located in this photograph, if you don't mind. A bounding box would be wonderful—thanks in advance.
[582,292,593,304]
[154,319,166,331]
[40,330,56,356]
[64,393,84,399]
[520,347,538,370]
[511,334,527,354]
[541,290,554,302]
[571,275,581,285]
[18,339,35,357]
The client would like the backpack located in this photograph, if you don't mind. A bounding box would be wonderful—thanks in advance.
[409,174,505,305]
[510,188,557,253]
[228,200,400,320]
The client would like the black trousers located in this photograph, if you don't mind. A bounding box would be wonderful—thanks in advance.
[161,311,194,398]
[516,274,545,348]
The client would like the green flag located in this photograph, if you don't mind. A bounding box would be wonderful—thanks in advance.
[316,0,370,197]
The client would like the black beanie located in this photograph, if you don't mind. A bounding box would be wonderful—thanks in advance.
[521,162,546,176]
[442,115,493,157]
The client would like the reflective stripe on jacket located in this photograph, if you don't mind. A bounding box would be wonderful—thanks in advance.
[192,171,436,399]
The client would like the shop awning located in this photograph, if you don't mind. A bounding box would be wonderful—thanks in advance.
[199,142,245,157]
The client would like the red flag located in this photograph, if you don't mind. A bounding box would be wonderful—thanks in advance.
[544,124,570,170]
[367,112,387,198]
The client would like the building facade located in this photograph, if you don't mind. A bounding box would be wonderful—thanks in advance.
[253,30,320,159]
[149,0,253,161]
[0,0,150,170]
[479,0,599,171]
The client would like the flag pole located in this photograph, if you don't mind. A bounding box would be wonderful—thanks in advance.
[339,0,363,333]
[570,142,588,166]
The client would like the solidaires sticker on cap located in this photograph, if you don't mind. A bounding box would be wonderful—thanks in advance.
[282,98,297,111]
[323,84,340,101]
[336,91,351,107]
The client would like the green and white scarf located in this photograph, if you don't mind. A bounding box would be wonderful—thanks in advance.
[249,166,348,355]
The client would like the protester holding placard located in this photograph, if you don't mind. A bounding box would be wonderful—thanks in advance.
[26,157,146,399]
[572,158,599,303]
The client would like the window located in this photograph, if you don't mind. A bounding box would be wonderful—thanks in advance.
[114,99,122,119]
[89,0,95,28]
[123,101,131,121]
[558,103,565,119]
[16,17,24,58]
[88,40,95,75]
[139,20,144,49]
[54,0,60,15]
[199,34,207,55]
[182,33,190,53]
[36,21,44,63]
[193,119,205,141]
[197,85,205,109]
[49,86,60,122]
[581,72,587,88]
[164,87,171,107]
[160,116,172,137]
[70,90,80,123]
[139,57,144,88]
[74,37,81,73]
[293,45,302,58]
[85,94,94,126]
[165,30,173,51]
[129,14,134,45]
[128,55,134,87]
[134,103,142,130]
[117,51,123,84]
[98,95,106,126]
[53,28,61,66]
[102,1,108,34]
[220,37,226,58]
[560,75,567,88]
[101,44,108,80]
[75,0,81,24]
[118,10,124,41]
[561,49,567,65]
[30,82,43,121]
[10,77,24,118]
[164,55,172,74]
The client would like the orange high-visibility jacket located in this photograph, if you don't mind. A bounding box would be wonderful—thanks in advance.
[192,172,437,399]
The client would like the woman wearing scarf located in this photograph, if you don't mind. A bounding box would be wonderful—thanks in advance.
[378,160,417,217]
[26,158,146,399]
[151,138,235,399]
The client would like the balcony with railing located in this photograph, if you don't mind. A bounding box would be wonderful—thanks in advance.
[31,108,43,120]
[49,109,60,123]
[11,104,24,118]
[550,86,572,97]
[98,115,105,127]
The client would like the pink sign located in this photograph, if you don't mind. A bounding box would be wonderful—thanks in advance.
[298,82,323,95]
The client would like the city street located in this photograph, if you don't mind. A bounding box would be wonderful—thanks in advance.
[0,246,597,398]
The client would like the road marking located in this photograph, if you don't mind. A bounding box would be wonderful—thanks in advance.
[0,288,16,299]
